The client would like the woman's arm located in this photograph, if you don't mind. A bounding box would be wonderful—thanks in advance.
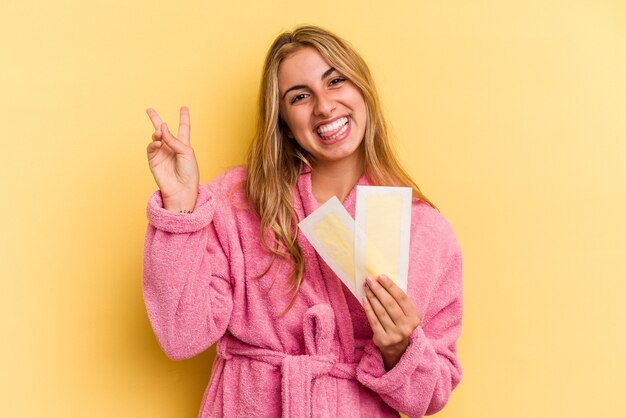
[142,183,234,360]
[356,252,463,417]
[142,106,235,359]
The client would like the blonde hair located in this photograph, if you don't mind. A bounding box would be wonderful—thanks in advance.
[245,25,435,313]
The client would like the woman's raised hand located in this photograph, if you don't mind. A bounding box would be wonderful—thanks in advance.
[146,106,199,212]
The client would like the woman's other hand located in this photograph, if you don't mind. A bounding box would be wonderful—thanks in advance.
[362,274,421,370]
[146,106,199,212]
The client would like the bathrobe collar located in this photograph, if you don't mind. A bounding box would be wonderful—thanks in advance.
[294,165,371,220]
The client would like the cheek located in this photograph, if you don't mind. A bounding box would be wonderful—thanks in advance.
[284,109,310,133]
[344,90,368,118]
[357,98,368,124]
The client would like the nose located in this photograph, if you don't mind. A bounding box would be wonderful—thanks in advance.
[314,91,336,117]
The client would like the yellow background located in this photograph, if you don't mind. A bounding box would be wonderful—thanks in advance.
[1,1,625,417]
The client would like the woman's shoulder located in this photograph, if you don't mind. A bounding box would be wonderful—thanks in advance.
[203,165,251,213]
[207,165,248,190]
[204,166,247,198]
[410,199,461,258]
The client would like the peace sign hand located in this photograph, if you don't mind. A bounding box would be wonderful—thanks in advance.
[146,106,199,212]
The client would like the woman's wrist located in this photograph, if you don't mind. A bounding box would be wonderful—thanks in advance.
[162,188,198,213]
[381,340,409,371]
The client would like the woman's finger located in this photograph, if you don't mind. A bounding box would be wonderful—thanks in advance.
[160,123,187,154]
[364,280,396,332]
[146,108,164,130]
[146,140,162,155]
[377,274,419,321]
[362,294,387,338]
[178,106,190,145]
[365,276,404,324]
[152,129,162,142]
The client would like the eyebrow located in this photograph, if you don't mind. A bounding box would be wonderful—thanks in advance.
[282,67,337,100]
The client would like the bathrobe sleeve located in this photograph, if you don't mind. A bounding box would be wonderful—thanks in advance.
[356,251,463,418]
[142,179,234,361]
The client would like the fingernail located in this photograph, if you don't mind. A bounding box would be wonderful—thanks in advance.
[365,276,374,285]
[379,275,389,284]
[362,296,368,306]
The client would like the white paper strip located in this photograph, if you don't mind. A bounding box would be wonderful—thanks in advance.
[354,186,412,300]
[298,197,358,298]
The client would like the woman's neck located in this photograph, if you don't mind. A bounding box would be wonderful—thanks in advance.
[310,152,365,205]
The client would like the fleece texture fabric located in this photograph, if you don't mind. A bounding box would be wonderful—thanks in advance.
[142,166,463,418]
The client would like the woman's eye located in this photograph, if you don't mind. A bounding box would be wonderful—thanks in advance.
[330,77,345,86]
[290,93,308,104]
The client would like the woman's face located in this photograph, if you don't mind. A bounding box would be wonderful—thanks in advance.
[278,47,367,168]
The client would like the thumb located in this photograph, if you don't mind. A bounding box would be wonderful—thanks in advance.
[160,123,188,154]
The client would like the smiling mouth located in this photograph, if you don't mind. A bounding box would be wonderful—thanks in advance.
[316,116,350,140]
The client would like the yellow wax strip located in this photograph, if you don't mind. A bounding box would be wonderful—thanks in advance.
[364,195,402,281]
[312,213,356,285]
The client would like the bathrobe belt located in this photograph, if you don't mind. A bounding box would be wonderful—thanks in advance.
[217,304,360,418]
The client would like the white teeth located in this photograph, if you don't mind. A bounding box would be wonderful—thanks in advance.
[317,117,348,135]
[321,120,349,141]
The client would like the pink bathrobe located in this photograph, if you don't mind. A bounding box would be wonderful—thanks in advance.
[143,166,463,418]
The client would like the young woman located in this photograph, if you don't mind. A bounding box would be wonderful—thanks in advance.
[143,25,463,418]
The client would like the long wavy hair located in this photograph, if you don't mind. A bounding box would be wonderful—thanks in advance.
[245,25,435,313]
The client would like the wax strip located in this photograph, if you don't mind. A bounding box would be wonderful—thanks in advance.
[354,186,412,300]
[298,197,358,298]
